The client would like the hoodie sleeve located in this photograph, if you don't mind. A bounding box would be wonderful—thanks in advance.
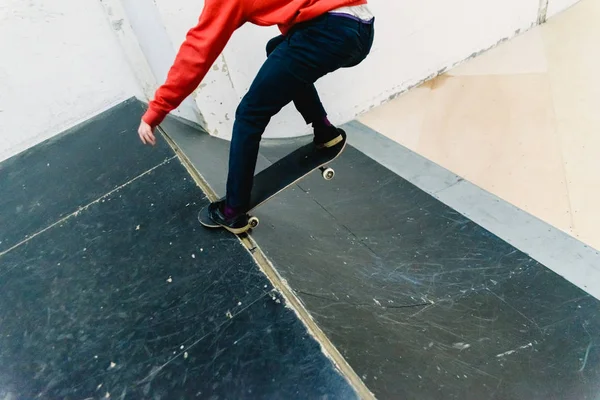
[143,0,245,127]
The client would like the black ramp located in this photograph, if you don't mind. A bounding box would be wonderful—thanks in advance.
[161,114,600,399]
[252,143,600,399]
[0,101,358,399]
[0,98,173,253]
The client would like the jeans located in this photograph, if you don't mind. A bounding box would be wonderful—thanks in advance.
[225,13,375,212]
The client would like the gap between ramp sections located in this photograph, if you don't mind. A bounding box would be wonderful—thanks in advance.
[158,126,376,400]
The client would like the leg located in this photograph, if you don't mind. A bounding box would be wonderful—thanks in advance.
[207,15,375,232]
[225,44,316,213]
[266,35,327,126]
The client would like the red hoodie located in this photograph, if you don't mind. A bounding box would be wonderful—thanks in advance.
[142,0,367,127]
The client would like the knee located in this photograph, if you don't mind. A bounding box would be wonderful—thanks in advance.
[234,99,259,127]
[234,97,272,133]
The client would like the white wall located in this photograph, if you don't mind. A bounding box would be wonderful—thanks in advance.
[146,0,547,140]
[0,0,142,162]
[1,0,582,161]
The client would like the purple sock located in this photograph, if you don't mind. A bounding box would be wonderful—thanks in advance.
[223,205,238,218]
[313,115,332,130]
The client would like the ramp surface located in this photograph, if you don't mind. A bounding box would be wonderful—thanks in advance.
[0,99,358,399]
[164,115,600,400]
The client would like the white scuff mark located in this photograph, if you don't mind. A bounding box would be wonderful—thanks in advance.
[498,350,516,357]
[135,225,140,230]
[97,383,103,390]
[166,277,173,283]
[579,342,593,372]
[105,392,110,398]
[373,299,382,306]
[429,342,434,348]
[109,362,116,369]
[496,342,533,357]
[453,342,471,351]
[490,279,498,285]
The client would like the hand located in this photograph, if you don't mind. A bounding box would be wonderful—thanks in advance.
[138,120,156,146]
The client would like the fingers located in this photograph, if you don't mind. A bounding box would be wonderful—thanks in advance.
[139,130,147,145]
[138,122,156,146]
[138,130,150,145]
[145,131,156,146]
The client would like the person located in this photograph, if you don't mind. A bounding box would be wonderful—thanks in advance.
[138,0,375,234]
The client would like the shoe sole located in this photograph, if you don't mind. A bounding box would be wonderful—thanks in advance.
[315,134,343,150]
[198,207,251,234]
[222,223,251,235]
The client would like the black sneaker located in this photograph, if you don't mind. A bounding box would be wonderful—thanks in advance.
[314,127,344,149]
[205,201,250,234]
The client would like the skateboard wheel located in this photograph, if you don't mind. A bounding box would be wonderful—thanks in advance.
[248,216,260,229]
[322,167,335,180]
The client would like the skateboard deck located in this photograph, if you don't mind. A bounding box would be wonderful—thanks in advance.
[199,130,347,231]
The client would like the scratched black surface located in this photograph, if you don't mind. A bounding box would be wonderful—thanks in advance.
[0,98,172,253]
[0,111,357,399]
[166,117,600,400]
[255,142,600,400]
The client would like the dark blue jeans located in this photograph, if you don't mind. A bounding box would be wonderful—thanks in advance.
[226,14,375,212]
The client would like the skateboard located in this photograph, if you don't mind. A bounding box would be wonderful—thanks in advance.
[199,130,347,232]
